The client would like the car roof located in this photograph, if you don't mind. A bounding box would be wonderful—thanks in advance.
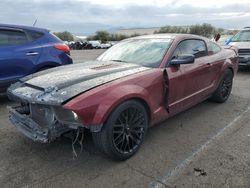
[0,23,49,33]
[127,33,208,41]
[242,28,250,31]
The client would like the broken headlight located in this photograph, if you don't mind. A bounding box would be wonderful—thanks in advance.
[30,104,55,128]
[52,106,82,126]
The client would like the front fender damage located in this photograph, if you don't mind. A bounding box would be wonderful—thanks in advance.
[7,62,150,144]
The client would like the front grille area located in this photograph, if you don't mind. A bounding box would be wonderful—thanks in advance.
[30,104,55,128]
[238,49,250,54]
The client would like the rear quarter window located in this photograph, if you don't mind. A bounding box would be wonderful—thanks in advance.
[25,29,44,41]
[209,41,221,54]
[50,32,63,42]
[0,29,28,46]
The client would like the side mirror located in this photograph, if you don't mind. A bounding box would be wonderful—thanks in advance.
[170,54,195,66]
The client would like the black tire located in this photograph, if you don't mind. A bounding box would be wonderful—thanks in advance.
[211,69,233,103]
[92,100,148,161]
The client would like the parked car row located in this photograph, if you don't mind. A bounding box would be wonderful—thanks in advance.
[66,41,113,50]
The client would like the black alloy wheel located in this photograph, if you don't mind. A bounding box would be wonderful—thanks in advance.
[211,69,233,103]
[92,100,148,160]
[112,106,146,154]
[220,75,233,100]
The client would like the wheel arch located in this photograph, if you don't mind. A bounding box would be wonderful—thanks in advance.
[214,60,235,90]
[100,96,152,130]
[65,84,154,129]
[111,97,151,123]
[33,62,61,73]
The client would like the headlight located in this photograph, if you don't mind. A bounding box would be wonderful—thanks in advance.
[52,106,81,125]
[72,111,79,120]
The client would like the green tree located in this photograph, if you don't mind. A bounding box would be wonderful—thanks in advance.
[54,31,74,41]
[87,31,110,43]
[155,23,221,38]
[154,26,189,34]
[88,31,137,42]
[189,23,216,38]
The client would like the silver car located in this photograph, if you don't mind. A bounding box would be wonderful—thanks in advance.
[228,27,250,66]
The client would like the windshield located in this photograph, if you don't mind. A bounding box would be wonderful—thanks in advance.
[231,30,250,42]
[97,38,173,67]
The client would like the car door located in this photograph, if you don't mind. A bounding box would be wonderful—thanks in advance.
[0,28,42,83]
[166,39,216,115]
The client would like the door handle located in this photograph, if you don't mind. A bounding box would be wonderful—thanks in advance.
[206,63,213,67]
[26,52,39,56]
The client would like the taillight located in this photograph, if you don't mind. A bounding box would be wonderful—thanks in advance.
[54,44,70,55]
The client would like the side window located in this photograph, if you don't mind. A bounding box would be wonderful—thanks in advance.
[0,29,28,46]
[172,39,207,59]
[209,41,221,54]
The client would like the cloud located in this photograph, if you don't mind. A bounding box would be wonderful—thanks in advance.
[1,0,250,35]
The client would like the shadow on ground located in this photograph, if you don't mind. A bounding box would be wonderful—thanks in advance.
[0,93,10,105]
[238,66,250,73]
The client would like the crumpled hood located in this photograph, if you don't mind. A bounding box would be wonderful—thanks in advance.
[8,61,150,105]
[229,42,250,49]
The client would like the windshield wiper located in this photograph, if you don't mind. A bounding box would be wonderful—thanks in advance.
[231,39,250,42]
[110,59,128,63]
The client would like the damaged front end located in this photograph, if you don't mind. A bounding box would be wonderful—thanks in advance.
[7,60,150,143]
[8,103,82,143]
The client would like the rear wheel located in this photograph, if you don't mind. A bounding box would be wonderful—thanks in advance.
[211,69,233,103]
[92,100,148,160]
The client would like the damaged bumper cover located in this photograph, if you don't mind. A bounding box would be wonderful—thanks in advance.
[9,107,51,143]
[8,105,78,143]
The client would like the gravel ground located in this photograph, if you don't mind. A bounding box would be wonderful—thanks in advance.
[0,50,249,188]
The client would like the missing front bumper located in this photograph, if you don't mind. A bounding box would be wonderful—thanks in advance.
[8,106,70,143]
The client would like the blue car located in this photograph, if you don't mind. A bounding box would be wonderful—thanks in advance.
[0,24,73,92]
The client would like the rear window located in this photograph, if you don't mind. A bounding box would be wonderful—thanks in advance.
[0,29,28,46]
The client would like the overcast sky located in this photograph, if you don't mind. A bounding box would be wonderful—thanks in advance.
[1,0,250,35]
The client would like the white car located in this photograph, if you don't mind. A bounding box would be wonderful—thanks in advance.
[228,27,250,66]
[88,41,101,49]
[100,43,112,49]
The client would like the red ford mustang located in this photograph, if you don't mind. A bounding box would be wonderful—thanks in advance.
[8,34,238,160]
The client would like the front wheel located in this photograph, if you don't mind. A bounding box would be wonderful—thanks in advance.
[92,100,148,160]
[211,69,233,103]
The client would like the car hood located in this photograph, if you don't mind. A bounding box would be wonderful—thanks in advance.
[8,61,150,105]
[229,42,250,49]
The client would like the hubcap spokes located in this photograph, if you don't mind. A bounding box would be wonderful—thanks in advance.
[112,107,145,154]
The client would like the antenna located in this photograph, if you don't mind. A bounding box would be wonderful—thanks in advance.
[33,19,37,27]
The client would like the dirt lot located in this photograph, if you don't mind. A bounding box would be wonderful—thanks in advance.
[0,50,250,188]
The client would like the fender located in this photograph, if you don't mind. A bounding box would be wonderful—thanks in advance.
[213,57,237,91]
[64,84,153,129]
[94,84,152,126]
